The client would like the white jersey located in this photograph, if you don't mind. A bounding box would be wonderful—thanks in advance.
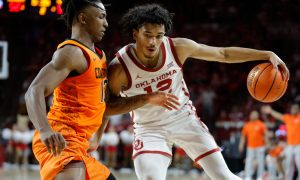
[117,37,191,126]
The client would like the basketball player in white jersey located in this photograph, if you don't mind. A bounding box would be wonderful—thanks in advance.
[107,4,289,180]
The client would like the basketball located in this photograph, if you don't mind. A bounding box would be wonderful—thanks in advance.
[247,63,288,103]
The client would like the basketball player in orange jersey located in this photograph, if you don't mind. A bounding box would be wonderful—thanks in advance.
[262,104,300,180]
[24,1,179,179]
[107,4,289,180]
[239,110,268,180]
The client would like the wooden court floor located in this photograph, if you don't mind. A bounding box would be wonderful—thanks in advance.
[1,166,208,180]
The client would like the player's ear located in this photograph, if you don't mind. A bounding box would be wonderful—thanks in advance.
[132,29,138,41]
[77,12,87,25]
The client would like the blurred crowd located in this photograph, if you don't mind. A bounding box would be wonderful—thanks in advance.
[0,0,299,178]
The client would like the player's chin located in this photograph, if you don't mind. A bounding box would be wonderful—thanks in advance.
[145,51,157,58]
[145,54,155,59]
[95,35,104,42]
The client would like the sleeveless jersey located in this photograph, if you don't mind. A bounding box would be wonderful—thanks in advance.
[117,37,190,125]
[47,39,107,138]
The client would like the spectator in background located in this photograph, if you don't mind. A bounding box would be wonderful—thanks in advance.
[1,126,14,168]
[103,126,119,169]
[119,126,134,169]
[239,110,268,180]
[266,136,286,180]
[262,104,300,180]
[200,86,216,126]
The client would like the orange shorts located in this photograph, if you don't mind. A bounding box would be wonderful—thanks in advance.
[32,120,110,180]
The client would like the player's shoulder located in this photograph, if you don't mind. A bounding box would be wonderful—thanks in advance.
[52,45,86,68]
[108,57,125,76]
[58,45,84,57]
[282,114,291,120]
[244,121,251,128]
[259,120,266,126]
[168,37,197,47]
[108,56,129,92]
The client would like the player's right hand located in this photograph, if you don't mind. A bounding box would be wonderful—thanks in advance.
[148,91,180,110]
[40,130,66,156]
[269,52,290,81]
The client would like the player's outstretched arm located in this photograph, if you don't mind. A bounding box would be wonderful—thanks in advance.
[104,59,180,116]
[25,46,86,156]
[261,105,284,122]
[171,38,289,80]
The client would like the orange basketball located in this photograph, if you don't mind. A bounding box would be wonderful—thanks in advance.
[247,63,288,103]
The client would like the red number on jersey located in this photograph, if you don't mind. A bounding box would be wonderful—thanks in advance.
[143,79,172,93]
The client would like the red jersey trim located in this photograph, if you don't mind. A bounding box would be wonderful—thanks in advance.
[167,37,183,68]
[132,150,172,159]
[126,43,166,72]
[116,52,132,91]
[95,47,104,59]
[194,148,220,162]
[67,39,104,59]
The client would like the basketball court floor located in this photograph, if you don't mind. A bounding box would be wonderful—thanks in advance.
[1,165,209,180]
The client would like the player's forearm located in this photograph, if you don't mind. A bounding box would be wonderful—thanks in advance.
[95,116,109,142]
[104,94,149,116]
[269,109,284,121]
[238,136,245,152]
[222,47,273,63]
[25,86,52,133]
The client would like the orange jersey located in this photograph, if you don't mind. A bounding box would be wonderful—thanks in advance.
[32,40,109,180]
[282,114,300,145]
[268,145,284,158]
[48,39,107,138]
[242,120,266,148]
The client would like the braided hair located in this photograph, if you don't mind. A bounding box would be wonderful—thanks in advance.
[60,0,103,29]
[120,4,173,39]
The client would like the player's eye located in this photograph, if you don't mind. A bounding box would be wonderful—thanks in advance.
[145,34,151,38]
[157,35,163,39]
[99,14,106,19]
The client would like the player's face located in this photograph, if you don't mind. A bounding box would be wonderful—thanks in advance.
[291,104,299,114]
[83,2,108,42]
[249,110,259,120]
[133,23,165,60]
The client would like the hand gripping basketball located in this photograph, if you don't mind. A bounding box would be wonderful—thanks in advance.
[269,52,290,81]
[247,63,288,102]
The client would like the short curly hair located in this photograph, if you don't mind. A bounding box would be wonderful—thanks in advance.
[119,4,173,39]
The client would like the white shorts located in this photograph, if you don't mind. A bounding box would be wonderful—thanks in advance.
[132,104,220,162]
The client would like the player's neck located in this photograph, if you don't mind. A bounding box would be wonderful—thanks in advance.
[71,28,95,51]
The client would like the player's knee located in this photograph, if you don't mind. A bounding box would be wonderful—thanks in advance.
[135,159,167,180]
[55,161,86,180]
